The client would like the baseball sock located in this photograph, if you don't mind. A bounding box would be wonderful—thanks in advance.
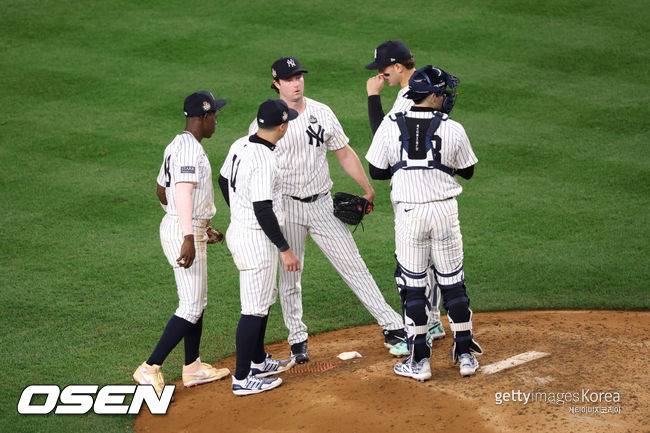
[148,315,193,366]
[251,315,269,364]
[234,315,263,380]
[184,312,204,365]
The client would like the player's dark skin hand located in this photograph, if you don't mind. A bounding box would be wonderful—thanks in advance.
[177,234,195,268]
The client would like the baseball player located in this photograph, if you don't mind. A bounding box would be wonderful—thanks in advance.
[365,65,483,380]
[220,99,301,395]
[247,56,406,363]
[133,91,230,396]
[366,41,446,356]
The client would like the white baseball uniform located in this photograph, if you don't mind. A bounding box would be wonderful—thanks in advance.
[249,97,403,345]
[366,108,477,343]
[220,135,283,316]
[385,85,443,326]
[156,131,215,324]
[387,86,413,116]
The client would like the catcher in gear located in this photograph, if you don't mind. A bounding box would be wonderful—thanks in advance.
[365,65,483,380]
[333,192,374,228]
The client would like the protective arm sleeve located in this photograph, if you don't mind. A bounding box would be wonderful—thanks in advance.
[456,165,475,180]
[253,200,289,252]
[218,174,230,207]
[369,163,392,180]
[368,95,385,135]
[175,182,194,236]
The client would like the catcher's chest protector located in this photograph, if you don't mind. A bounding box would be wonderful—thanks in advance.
[390,112,455,176]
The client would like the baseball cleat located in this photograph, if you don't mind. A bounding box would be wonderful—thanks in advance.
[389,341,409,357]
[133,362,165,397]
[290,340,309,364]
[383,328,406,349]
[182,358,230,387]
[427,322,446,345]
[459,353,479,377]
[232,374,282,396]
[250,354,295,378]
[394,356,432,381]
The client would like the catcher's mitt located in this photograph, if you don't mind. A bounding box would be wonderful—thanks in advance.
[333,192,374,227]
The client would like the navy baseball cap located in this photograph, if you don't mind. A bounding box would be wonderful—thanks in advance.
[184,91,227,117]
[271,57,308,81]
[257,99,299,126]
[365,40,412,70]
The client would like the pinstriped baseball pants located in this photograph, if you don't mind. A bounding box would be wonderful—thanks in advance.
[226,224,279,316]
[160,214,209,324]
[393,198,465,296]
[279,193,403,345]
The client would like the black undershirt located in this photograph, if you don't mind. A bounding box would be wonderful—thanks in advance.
[368,95,385,135]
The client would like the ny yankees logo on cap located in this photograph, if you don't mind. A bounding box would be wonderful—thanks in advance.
[270,57,309,81]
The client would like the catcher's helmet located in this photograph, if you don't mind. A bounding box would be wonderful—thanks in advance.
[405,65,459,113]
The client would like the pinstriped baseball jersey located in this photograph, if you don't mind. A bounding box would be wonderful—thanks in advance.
[219,135,284,229]
[156,131,216,221]
[366,109,477,203]
[248,97,348,198]
[387,86,413,116]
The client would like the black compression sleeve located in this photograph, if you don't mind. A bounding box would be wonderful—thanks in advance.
[218,175,230,206]
[456,165,475,180]
[252,200,289,252]
[368,95,385,135]
[369,163,392,180]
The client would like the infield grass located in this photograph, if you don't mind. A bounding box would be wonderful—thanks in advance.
[0,0,648,432]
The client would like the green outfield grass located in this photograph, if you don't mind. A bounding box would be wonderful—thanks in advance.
[1,0,648,431]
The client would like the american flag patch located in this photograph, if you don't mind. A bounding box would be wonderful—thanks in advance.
[181,166,195,174]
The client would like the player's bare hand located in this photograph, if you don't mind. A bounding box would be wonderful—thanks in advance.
[206,226,224,244]
[366,75,385,96]
[177,234,195,268]
[280,249,301,272]
[362,190,375,205]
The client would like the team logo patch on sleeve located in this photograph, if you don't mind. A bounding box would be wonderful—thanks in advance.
[181,166,196,174]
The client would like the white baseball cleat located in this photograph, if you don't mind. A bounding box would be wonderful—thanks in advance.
[459,353,479,377]
[232,374,282,396]
[394,356,432,381]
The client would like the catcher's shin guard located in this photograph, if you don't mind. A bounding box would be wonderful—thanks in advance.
[395,261,431,358]
[439,281,482,363]
[448,309,483,363]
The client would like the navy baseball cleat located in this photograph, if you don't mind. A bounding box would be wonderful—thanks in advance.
[250,354,295,378]
[232,374,282,396]
[383,328,406,349]
[290,340,309,364]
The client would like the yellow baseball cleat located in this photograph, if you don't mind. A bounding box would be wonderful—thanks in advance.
[133,362,165,397]
[182,358,230,387]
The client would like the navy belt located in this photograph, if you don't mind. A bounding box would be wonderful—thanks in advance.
[290,193,322,203]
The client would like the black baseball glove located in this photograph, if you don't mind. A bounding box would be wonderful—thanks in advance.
[333,192,374,226]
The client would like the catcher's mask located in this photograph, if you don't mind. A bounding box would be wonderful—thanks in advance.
[405,65,459,114]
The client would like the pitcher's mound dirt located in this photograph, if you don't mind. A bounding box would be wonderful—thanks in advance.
[134,310,649,433]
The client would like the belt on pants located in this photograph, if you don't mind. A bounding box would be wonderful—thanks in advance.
[290,193,324,203]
